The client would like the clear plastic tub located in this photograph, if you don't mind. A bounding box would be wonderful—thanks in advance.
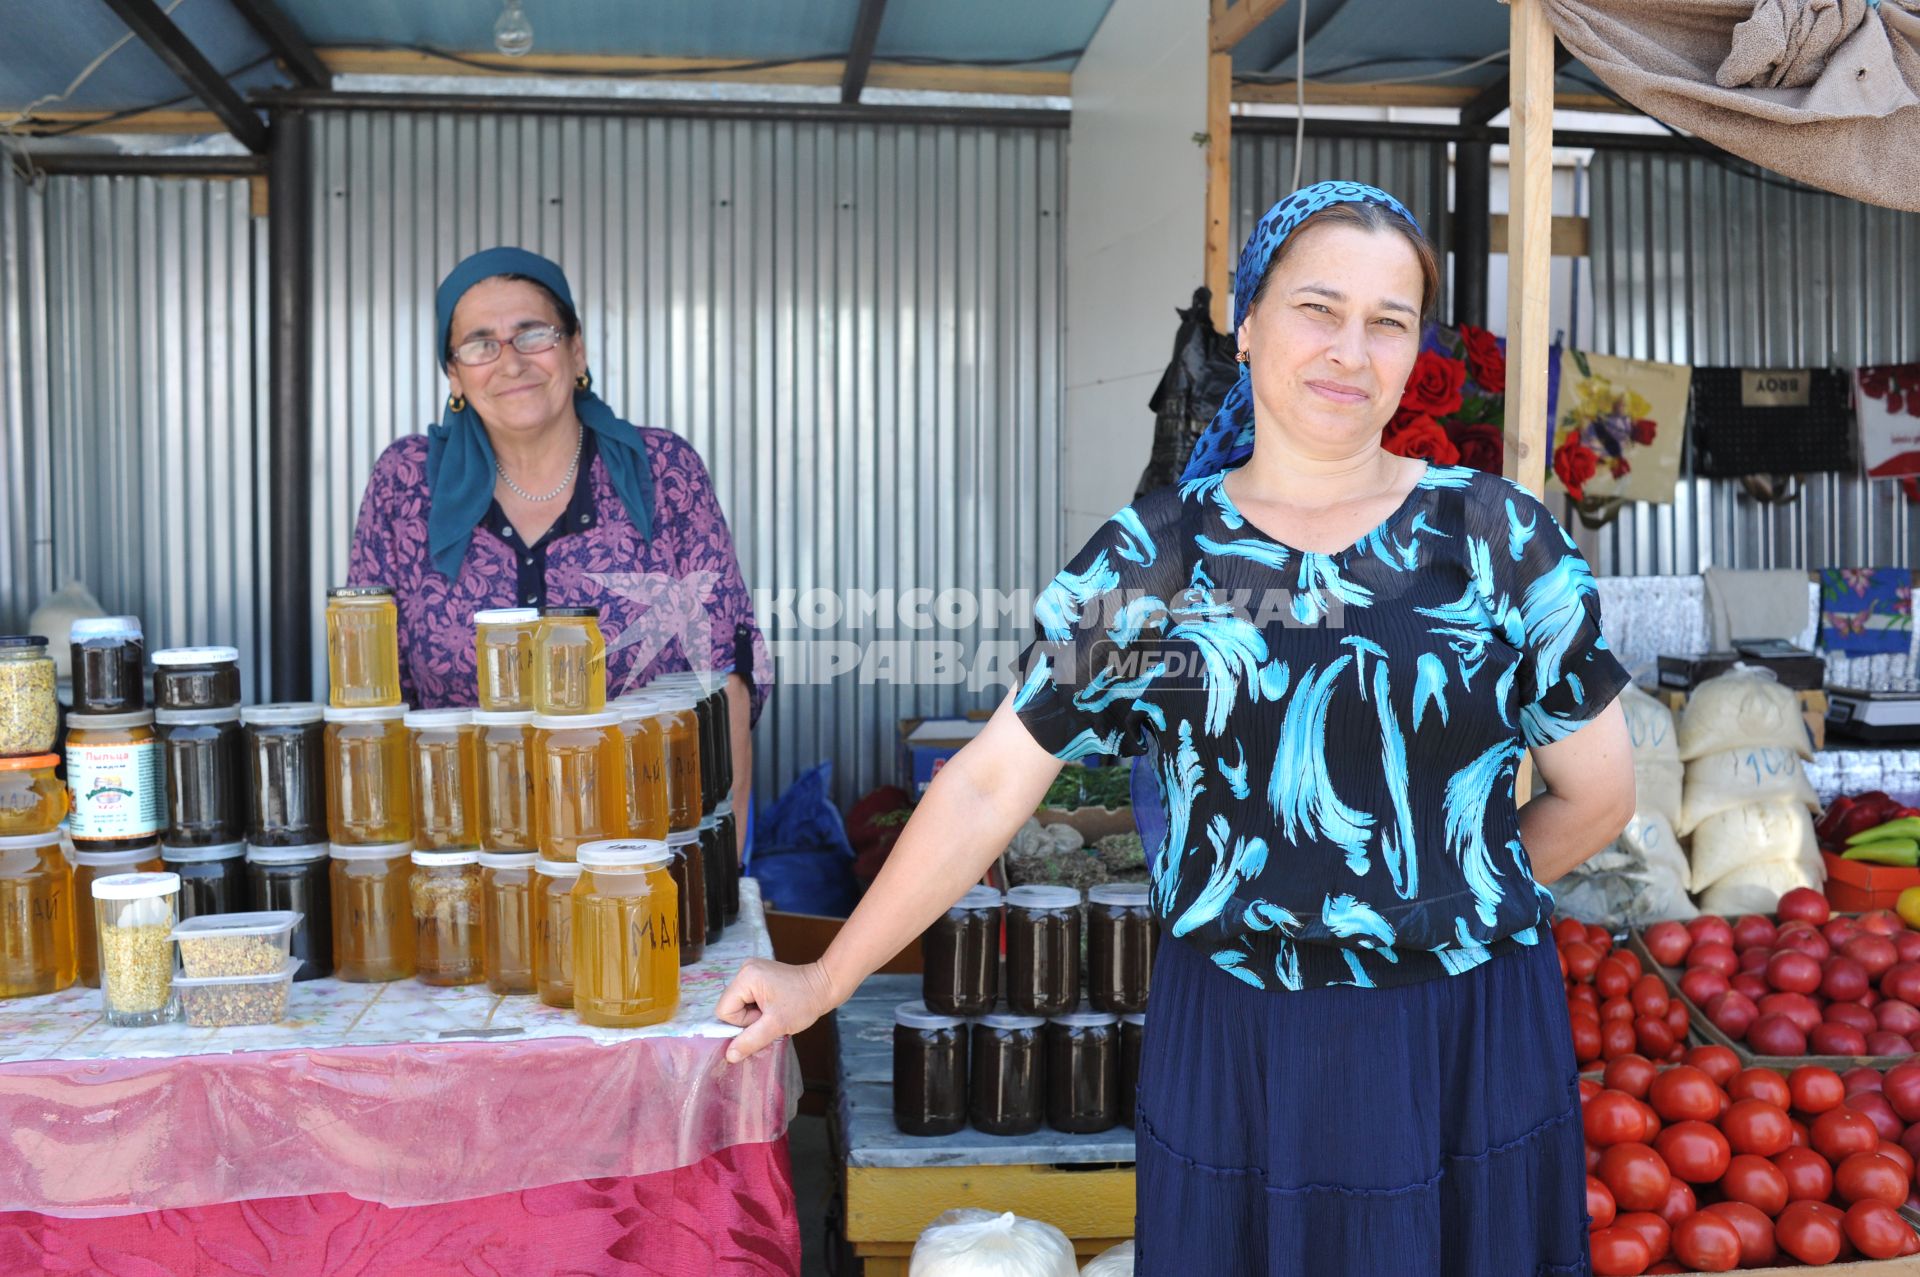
[175,957,302,1027]
[93,871,180,1026]
[171,909,302,978]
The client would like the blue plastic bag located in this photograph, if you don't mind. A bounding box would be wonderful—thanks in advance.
[746,762,861,917]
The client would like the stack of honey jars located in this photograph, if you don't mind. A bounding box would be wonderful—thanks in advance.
[151,641,248,923]
[0,632,75,997]
[321,586,415,982]
[473,607,540,996]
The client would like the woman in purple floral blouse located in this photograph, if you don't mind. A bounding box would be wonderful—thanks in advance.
[346,248,769,817]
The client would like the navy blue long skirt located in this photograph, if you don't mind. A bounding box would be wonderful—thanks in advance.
[1134,933,1590,1277]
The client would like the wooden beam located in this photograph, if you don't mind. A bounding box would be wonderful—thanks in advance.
[1503,0,1555,498]
[228,0,329,90]
[1233,80,1624,112]
[1204,51,1234,333]
[5,109,225,135]
[840,0,888,104]
[1491,212,1589,258]
[1458,39,1572,129]
[99,0,269,152]
[1211,0,1291,53]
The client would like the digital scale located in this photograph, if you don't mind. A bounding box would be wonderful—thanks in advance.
[1827,681,1920,744]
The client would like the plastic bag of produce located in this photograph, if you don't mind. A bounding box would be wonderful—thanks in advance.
[1619,686,1683,827]
[1676,664,1813,763]
[1552,811,1698,925]
[910,1210,1079,1277]
[1082,1240,1135,1275]
[1695,845,1823,917]
[1689,800,1821,895]
[1677,744,1818,835]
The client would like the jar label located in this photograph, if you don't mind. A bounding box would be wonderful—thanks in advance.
[68,740,161,837]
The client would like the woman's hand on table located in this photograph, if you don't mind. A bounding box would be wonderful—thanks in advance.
[716,958,840,1064]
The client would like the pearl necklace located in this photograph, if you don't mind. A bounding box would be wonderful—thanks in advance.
[497,425,583,503]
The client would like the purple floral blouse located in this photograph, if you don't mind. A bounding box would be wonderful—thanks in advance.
[346,426,770,721]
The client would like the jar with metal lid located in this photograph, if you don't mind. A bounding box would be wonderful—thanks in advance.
[922,885,1001,1017]
[1004,885,1081,1018]
[156,706,247,847]
[716,797,740,924]
[405,708,479,851]
[246,843,331,980]
[1119,1012,1144,1129]
[613,698,670,840]
[1086,882,1155,1015]
[0,754,67,836]
[655,691,703,834]
[893,1001,968,1136]
[530,711,627,862]
[324,704,411,845]
[410,849,483,986]
[325,586,402,709]
[474,607,539,712]
[533,607,606,715]
[66,710,162,851]
[329,841,415,981]
[697,815,724,946]
[0,831,77,997]
[70,616,145,714]
[1045,1010,1119,1134]
[572,839,680,1028]
[241,703,326,847]
[475,710,536,852]
[0,637,58,756]
[69,843,162,986]
[162,840,248,920]
[93,870,180,1026]
[533,857,581,1007]
[970,1012,1046,1136]
[151,646,241,711]
[664,828,705,967]
[479,850,536,994]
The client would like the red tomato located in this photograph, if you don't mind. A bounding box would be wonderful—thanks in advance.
[1775,1200,1843,1266]
[1555,917,1589,948]
[1601,1017,1638,1060]
[1687,942,1738,979]
[1834,1151,1908,1208]
[1564,942,1601,981]
[1701,1201,1777,1268]
[1604,1055,1655,1100]
[1843,1199,1913,1260]
[1602,996,1636,1022]
[1843,1090,1907,1143]
[1721,1099,1793,1158]
[1598,1143,1673,1213]
[1876,1138,1914,1183]
[1643,920,1691,967]
[1718,1153,1790,1217]
[1588,1226,1652,1277]
[1571,1015,1602,1064]
[1595,958,1633,1000]
[1612,946,1640,978]
[1569,985,1600,1010]
[1587,923,1615,954]
[1587,1173,1617,1230]
[1788,1117,1809,1149]
[1585,1091,1647,1148]
[1648,1067,1720,1124]
[1787,1065,1846,1115]
[1635,1100,1662,1144]
[1880,1062,1920,1123]
[1662,1000,1688,1039]
[1632,1017,1675,1059]
[1683,1046,1739,1087]
[1613,1211,1671,1265]
[1771,1146,1834,1204]
[1654,1176,1696,1229]
[1630,974,1668,1017]
[1578,1077,1603,1102]
[1671,1211,1743,1272]
[1812,1107,1883,1164]
[1728,1068,1792,1110]
[1654,1121,1730,1184]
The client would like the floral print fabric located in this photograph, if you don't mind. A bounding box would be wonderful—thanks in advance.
[347,428,770,721]
[1382,322,1508,474]
[1013,464,1630,992]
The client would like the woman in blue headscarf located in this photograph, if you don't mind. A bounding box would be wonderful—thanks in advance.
[718,184,1634,1275]
[346,248,771,818]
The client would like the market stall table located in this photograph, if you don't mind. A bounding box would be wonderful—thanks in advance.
[0,879,800,1275]
[834,974,1134,1275]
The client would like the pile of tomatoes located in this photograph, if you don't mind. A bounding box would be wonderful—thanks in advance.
[1640,891,1920,1060]
[1556,917,1693,1066]
[1581,1055,1920,1272]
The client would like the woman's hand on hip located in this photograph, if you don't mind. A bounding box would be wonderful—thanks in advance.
[716,958,840,1064]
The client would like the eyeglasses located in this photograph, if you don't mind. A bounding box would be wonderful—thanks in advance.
[450,324,567,367]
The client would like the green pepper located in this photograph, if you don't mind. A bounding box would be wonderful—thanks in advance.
[1844,816,1920,847]
[1841,838,1920,866]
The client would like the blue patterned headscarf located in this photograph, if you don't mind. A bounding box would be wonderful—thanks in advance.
[426,247,656,580]
[1179,181,1422,484]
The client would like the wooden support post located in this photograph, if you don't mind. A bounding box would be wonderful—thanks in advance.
[1204,50,1234,333]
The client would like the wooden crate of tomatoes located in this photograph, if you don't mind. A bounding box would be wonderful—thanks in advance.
[1557,917,1696,1066]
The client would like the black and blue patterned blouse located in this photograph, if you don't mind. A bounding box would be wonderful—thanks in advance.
[1013,462,1630,992]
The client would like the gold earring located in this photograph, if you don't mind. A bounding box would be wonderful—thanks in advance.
[576,372,592,391]
[1234,350,1250,364]
[448,393,467,412]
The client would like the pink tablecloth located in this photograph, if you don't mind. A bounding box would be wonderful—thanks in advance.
[3,1136,799,1275]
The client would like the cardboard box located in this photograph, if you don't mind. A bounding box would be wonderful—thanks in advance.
[898,715,989,795]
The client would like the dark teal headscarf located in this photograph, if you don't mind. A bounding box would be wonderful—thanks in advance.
[427,247,656,580]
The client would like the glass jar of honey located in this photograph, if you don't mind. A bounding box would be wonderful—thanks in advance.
[533,607,606,715]
[151,646,241,712]
[0,755,67,836]
[530,711,627,862]
[474,607,538,712]
[0,637,59,756]
[572,839,679,1028]
[0,832,77,997]
[655,691,703,834]
[156,707,247,847]
[697,815,724,947]
[329,841,415,982]
[664,829,705,967]
[533,857,581,1007]
[410,849,483,986]
[715,797,740,925]
[242,703,326,848]
[70,616,145,714]
[479,850,536,994]
[613,698,670,840]
[475,711,537,852]
[69,843,162,987]
[66,710,163,852]
[324,704,412,845]
[326,586,403,708]
[404,708,479,851]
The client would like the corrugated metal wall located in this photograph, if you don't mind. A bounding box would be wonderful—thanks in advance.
[308,109,1066,802]
[0,163,272,697]
[1587,151,1920,577]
